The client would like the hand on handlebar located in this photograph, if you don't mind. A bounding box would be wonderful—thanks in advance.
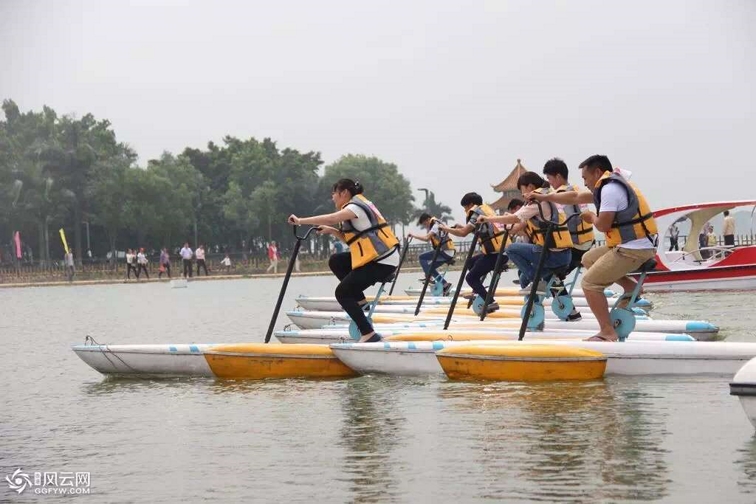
[287,214,300,225]
[525,191,548,203]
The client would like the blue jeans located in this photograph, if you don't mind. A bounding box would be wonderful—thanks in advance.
[506,242,572,289]
[419,250,453,281]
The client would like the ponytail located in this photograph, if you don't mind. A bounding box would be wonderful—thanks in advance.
[332,178,364,196]
[517,171,549,191]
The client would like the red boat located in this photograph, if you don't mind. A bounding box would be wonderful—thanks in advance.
[632,201,756,292]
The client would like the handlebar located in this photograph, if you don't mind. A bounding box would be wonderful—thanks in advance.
[292,225,319,241]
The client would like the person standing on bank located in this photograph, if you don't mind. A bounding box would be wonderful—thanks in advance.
[287,179,400,343]
[196,244,209,276]
[125,249,138,280]
[266,241,279,274]
[180,242,193,278]
[136,248,149,279]
[65,250,75,282]
[158,247,171,279]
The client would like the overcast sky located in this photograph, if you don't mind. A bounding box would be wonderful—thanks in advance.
[1,0,754,223]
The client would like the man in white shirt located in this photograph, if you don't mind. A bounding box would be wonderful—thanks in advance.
[180,242,193,278]
[528,155,658,342]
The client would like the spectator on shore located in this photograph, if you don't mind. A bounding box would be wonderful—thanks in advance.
[180,242,193,278]
[221,253,232,273]
[65,251,75,282]
[125,249,138,280]
[159,247,171,279]
[136,248,149,279]
[266,241,279,274]
[196,244,209,276]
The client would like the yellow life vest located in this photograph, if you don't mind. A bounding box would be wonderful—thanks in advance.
[340,195,400,268]
[468,204,509,255]
[428,217,455,253]
[594,172,658,248]
[523,189,574,249]
[555,184,595,246]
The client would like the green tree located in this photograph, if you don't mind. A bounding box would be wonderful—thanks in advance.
[413,189,453,223]
[321,154,415,227]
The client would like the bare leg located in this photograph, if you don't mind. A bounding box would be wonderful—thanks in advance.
[584,289,618,341]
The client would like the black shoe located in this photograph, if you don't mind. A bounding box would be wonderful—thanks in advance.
[361,303,371,312]
[364,333,382,343]
[566,311,582,322]
[486,302,500,313]
[442,283,452,296]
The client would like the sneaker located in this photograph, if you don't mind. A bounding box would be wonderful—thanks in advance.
[566,311,582,322]
[360,303,371,312]
[442,283,452,296]
[363,333,382,343]
[486,302,500,313]
[535,321,545,331]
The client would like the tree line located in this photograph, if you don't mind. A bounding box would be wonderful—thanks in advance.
[0,100,454,267]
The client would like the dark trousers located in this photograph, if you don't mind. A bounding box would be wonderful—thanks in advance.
[183,259,193,277]
[137,264,149,279]
[159,263,171,279]
[724,235,735,246]
[465,253,500,300]
[669,237,679,251]
[196,259,209,276]
[418,250,453,282]
[328,252,396,336]
[568,248,588,276]
[126,264,138,279]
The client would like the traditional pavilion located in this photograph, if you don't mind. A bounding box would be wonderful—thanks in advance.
[490,159,527,213]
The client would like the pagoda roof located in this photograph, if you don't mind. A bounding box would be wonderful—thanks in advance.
[492,159,527,193]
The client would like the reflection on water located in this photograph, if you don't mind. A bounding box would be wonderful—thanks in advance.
[736,436,756,494]
[338,377,405,503]
[437,378,670,502]
[3,277,756,502]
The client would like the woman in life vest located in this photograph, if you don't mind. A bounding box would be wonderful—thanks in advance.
[288,179,400,343]
[478,172,573,295]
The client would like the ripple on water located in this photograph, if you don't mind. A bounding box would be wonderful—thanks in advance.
[2,277,756,502]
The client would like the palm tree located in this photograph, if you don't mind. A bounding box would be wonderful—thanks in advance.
[412,189,453,223]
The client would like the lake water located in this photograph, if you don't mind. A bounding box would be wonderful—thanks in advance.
[2,270,755,503]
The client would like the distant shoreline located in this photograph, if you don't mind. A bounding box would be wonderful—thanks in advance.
[0,267,432,289]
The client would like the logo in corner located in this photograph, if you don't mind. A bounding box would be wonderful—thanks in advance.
[6,468,33,494]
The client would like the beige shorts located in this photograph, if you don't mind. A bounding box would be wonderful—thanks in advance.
[580,246,656,292]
